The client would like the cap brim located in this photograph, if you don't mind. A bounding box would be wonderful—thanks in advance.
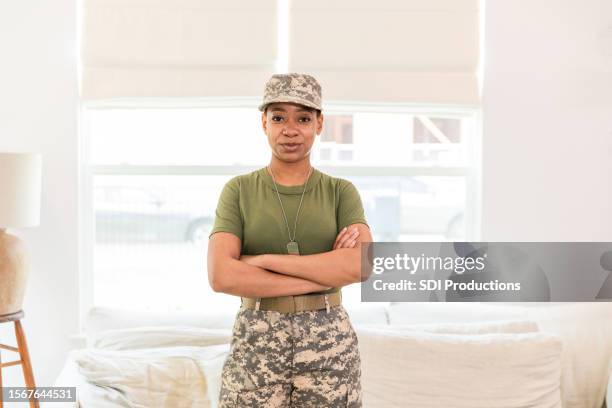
[258,97,321,112]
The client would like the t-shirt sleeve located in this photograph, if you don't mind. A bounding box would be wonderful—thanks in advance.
[209,176,243,240]
[337,180,368,232]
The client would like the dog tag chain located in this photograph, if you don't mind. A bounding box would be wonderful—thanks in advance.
[268,165,312,255]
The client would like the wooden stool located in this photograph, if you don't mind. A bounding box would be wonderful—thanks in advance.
[0,310,39,408]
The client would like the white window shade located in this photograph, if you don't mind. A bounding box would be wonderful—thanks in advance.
[289,0,480,106]
[81,0,277,100]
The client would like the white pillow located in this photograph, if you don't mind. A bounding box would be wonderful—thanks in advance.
[357,328,563,408]
[382,320,539,335]
[55,350,135,408]
[91,326,231,350]
[74,344,230,408]
[525,303,612,408]
[387,302,529,325]
[85,306,238,343]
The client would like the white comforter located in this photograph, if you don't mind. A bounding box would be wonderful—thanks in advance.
[53,303,612,408]
[56,321,564,408]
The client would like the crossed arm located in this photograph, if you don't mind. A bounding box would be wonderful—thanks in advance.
[207,223,372,298]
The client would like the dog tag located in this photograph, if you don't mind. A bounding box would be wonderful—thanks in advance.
[287,241,300,255]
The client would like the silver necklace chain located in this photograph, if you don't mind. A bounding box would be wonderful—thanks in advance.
[268,165,313,243]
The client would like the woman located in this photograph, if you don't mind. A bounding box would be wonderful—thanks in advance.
[207,73,372,408]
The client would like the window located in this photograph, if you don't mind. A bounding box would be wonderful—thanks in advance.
[319,115,354,163]
[81,101,480,312]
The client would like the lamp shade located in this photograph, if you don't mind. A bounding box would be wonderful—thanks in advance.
[0,152,42,228]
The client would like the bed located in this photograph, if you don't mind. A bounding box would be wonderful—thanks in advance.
[54,302,612,408]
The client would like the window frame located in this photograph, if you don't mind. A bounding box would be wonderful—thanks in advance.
[77,97,482,332]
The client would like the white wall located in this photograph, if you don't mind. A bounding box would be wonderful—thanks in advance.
[0,0,79,396]
[482,0,612,241]
[0,0,611,397]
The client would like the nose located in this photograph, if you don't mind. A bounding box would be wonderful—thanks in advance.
[282,125,299,137]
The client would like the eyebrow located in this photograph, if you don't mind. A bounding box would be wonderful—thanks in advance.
[270,107,313,113]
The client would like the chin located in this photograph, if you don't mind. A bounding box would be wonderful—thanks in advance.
[276,150,299,159]
[273,149,311,163]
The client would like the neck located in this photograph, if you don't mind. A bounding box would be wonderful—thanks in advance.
[268,157,312,184]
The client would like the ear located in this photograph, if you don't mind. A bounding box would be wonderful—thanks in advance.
[316,113,324,135]
[261,111,268,134]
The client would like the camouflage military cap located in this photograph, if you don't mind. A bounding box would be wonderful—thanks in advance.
[258,73,322,112]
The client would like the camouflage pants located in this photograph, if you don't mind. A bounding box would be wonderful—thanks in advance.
[218,304,362,407]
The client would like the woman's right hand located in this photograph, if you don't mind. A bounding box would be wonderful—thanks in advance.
[332,226,360,250]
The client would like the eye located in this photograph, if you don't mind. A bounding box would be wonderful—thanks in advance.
[271,115,284,122]
[298,116,311,123]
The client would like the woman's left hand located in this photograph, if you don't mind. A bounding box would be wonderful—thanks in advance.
[333,227,360,250]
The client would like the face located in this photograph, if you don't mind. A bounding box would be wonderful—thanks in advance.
[261,102,323,163]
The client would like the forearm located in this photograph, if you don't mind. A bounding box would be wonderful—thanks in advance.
[255,247,362,287]
[210,257,330,298]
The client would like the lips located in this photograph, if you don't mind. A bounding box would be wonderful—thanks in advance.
[281,143,301,152]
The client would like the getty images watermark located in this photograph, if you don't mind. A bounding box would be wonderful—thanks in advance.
[360,242,612,302]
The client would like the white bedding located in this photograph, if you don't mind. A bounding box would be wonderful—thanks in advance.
[73,344,229,408]
[54,350,133,408]
[367,319,540,335]
[524,303,612,408]
[56,327,233,408]
[388,302,612,408]
[90,326,231,351]
[64,320,553,408]
[358,329,563,408]
[56,304,612,408]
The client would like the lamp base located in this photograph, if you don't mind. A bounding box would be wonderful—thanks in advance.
[0,229,29,316]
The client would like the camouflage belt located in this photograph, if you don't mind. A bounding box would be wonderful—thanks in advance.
[241,291,342,314]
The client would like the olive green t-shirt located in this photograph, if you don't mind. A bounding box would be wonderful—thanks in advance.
[209,167,368,294]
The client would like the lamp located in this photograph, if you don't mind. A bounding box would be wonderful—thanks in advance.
[0,152,42,316]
